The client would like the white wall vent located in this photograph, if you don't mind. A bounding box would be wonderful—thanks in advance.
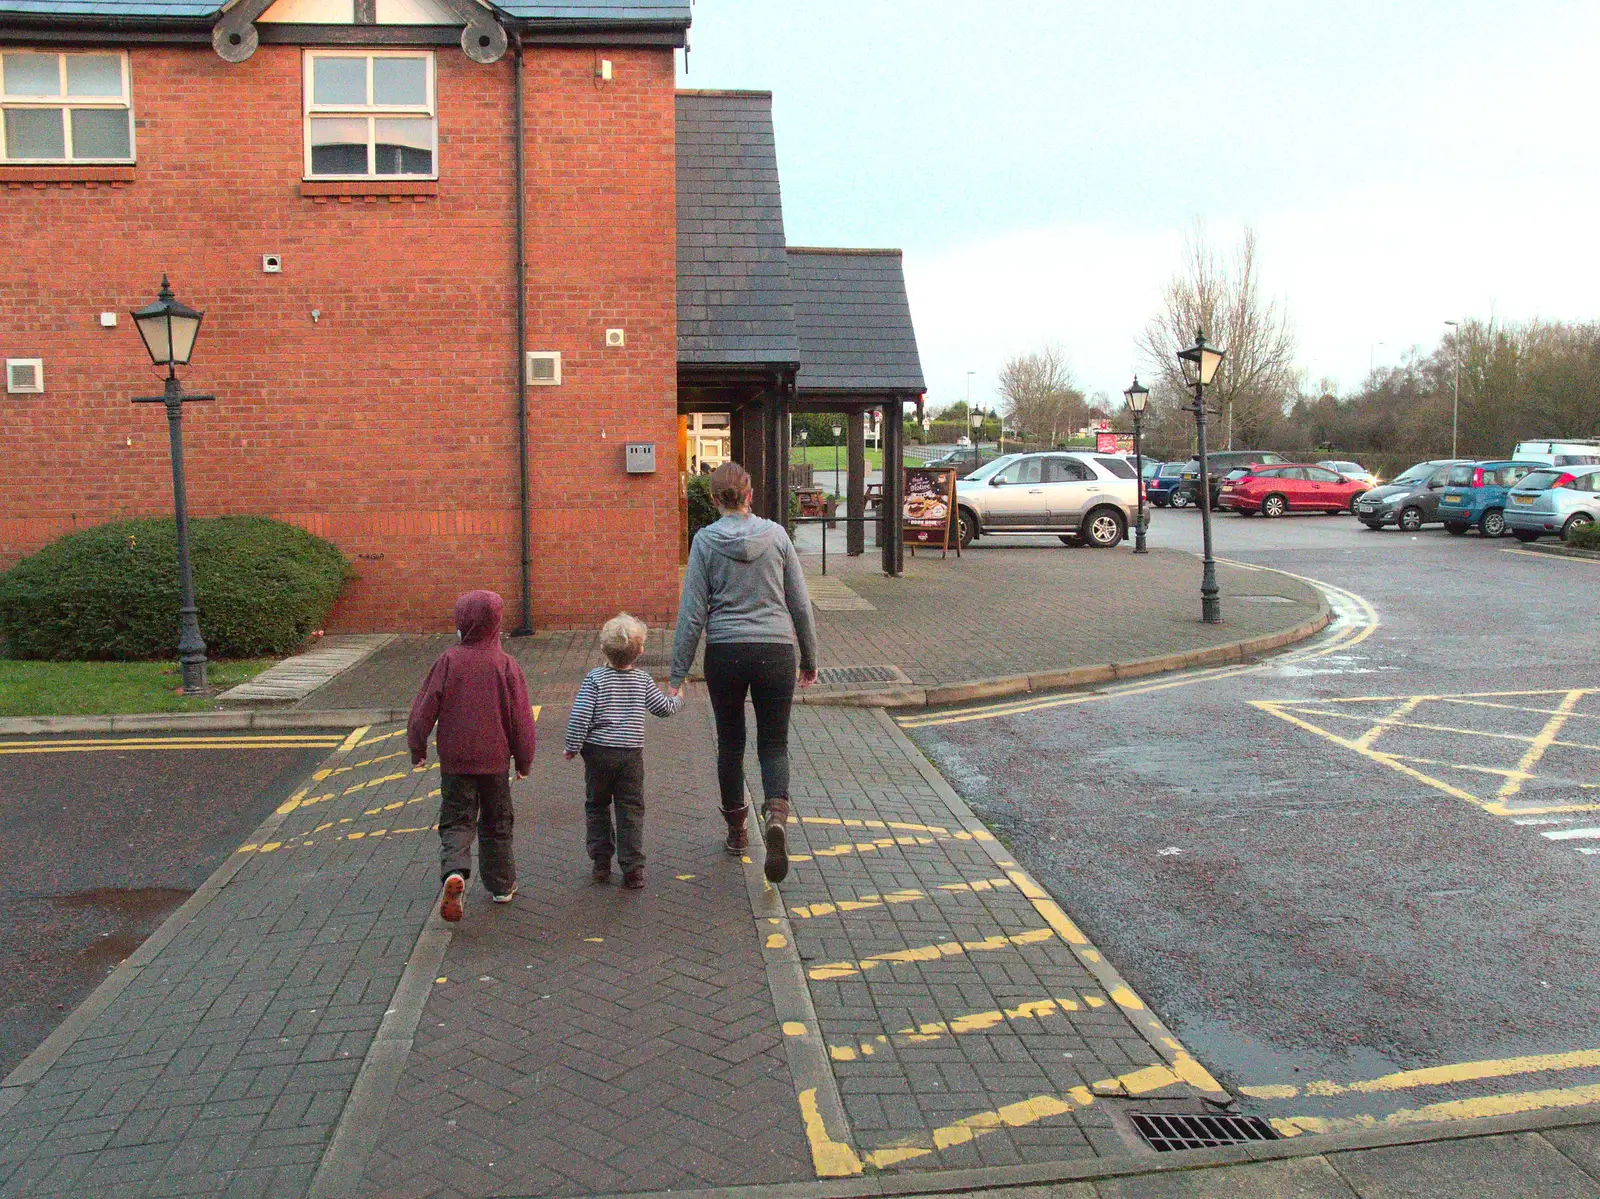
[5,359,43,394]
[605,328,626,348]
[526,351,561,386]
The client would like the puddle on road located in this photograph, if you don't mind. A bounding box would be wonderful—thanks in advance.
[51,887,191,967]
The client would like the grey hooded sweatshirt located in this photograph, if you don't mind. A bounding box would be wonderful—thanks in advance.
[670,513,818,687]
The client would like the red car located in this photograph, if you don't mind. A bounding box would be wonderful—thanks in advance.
[1217,463,1369,517]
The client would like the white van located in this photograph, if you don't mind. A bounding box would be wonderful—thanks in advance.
[1511,439,1600,467]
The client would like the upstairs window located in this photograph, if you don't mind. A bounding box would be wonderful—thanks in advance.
[1,52,133,163]
[304,51,434,179]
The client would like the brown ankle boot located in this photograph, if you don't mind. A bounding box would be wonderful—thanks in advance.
[761,797,791,883]
[722,806,749,855]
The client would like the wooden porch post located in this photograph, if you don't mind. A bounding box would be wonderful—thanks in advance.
[880,398,904,576]
[846,409,866,556]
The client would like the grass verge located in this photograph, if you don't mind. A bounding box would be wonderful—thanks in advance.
[0,658,276,716]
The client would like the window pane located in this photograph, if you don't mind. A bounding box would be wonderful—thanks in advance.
[4,107,65,159]
[374,117,432,175]
[66,54,122,97]
[312,57,366,106]
[372,57,426,106]
[309,116,368,175]
[70,108,130,159]
[3,53,60,97]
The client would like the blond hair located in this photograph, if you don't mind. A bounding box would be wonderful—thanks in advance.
[600,612,648,669]
[709,461,753,513]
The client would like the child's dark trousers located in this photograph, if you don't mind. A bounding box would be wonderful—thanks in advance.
[438,773,516,895]
[582,745,645,870]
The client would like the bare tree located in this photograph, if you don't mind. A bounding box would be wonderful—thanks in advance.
[997,344,1087,447]
[1138,225,1299,449]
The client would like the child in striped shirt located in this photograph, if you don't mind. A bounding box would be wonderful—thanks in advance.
[564,613,683,889]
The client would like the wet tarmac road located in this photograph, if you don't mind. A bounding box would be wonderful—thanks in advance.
[0,732,343,1076]
[903,509,1600,1136]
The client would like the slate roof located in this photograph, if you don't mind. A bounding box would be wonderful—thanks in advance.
[787,248,925,394]
[0,0,689,23]
[676,90,799,369]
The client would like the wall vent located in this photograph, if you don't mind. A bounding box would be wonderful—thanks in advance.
[526,351,561,386]
[5,359,43,395]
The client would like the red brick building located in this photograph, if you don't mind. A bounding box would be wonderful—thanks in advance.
[0,0,922,631]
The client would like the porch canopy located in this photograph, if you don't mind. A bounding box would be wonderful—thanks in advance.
[676,90,925,574]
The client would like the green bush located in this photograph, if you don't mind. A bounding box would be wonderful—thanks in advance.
[687,475,719,539]
[0,517,350,661]
[1567,521,1600,551]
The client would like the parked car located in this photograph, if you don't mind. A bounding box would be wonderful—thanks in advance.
[954,451,1139,549]
[1353,459,1470,531]
[1317,459,1381,487]
[1437,460,1542,537]
[1218,463,1370,517]
[1176,450,1289,507]
[1147,461,1187,507]
[1510,439,1600,468]
[1504,464,1600,542]
[925,447,1004,478]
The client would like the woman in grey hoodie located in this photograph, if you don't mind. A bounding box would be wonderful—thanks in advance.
[669,462,818,882]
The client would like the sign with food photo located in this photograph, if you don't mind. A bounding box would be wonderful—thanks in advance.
[902,467,958,557]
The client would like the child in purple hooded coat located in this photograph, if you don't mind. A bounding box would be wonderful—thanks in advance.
[408,590,537,921]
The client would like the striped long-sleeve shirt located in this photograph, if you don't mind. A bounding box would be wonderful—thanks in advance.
[564,665,682,753]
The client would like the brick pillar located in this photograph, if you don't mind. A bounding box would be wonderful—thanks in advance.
[846,409,866,556]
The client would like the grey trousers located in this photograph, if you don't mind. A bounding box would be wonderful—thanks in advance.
[582,745,645,871]
[438,773,516,895]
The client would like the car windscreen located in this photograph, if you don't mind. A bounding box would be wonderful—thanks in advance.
[1516,470,1563,490]
[963,455,1016,483]
[1158,463,1185,477]
[1390,464,1435,485]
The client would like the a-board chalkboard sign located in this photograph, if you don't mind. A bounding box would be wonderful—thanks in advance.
[902,467,959,558]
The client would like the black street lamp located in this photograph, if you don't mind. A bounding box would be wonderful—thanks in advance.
[831,423,842,490]
[1124,376,1150,555]
[969,407,984,464]
[131,275,214,695]
[1177,330,1226,624]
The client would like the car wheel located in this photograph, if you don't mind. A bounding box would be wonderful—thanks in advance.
[1237,507,1255,518]
[1261,493,1288,518]
[1398,506,1424,532]
[1058,534,1082,546]
[1348,496,1362,514]
[1513,529,1540,543]
[1479,509,1506,538]
[1170,489,1192,509]
[1562,513,1594,540]
[957,509,978,549]
[1325,509,1342,516]
[1361,521,1384,531]
[1444,522,1469,536]
[1083,507,1125,548]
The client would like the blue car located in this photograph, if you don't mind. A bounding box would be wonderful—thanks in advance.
[1147,461,1188,507]
[1437,460,1542,537]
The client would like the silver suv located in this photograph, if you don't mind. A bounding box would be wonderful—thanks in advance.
[954,452,1139,549]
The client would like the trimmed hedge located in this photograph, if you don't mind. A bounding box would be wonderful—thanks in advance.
[0,517,350,661]
[1567,520,1600,551]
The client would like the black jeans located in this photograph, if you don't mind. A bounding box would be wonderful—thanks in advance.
[438,773,516,895]
[703,642,796,813]
[583,745,646,870]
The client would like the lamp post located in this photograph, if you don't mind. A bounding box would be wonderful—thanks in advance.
[1124,376,1150,554]
[831,423,842,491]
[130,275,214,694]
[969,407,984,464]
[1444,320,1460,458]
[1177,330,1225,624]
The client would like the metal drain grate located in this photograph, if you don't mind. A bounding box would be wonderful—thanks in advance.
[816,664,910,687]
[1130,1112,1278,1152]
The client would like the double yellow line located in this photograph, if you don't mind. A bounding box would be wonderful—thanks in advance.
[0,733,346,755]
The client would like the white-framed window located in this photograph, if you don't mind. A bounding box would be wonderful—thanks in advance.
[0,51,134,164]
[303,50,435,180]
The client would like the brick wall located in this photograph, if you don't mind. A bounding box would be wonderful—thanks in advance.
[0,42,680,632]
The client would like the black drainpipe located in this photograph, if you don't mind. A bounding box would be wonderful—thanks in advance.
[511,29,533,636]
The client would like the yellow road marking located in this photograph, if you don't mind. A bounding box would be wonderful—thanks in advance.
[1499,689,1586,800]
[789,890,925,919]
[1269,703,1600,753]
[1241,1048,1600,1100]
[1440,696,1600,722]
[797,1087,863,1177]
[237,824,437,853]
[335,725,369,753]
[0,735,343,756]
[1272,1081,1600,1138]
[862,1090,1092,1168]
[1354,696,1424,751]
[938,877,1016,894]
[807,928,1057,981]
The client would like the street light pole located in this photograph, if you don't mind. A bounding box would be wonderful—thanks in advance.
[130,276,214,694]
[1178,331,1225,624]
[1444,320,1460,458]
[1124,376,1149,554]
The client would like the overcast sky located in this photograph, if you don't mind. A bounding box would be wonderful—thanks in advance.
[678,1,1600,412]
